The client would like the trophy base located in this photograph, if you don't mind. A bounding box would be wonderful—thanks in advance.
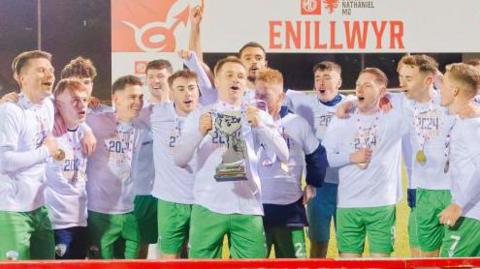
[214,174,248,182]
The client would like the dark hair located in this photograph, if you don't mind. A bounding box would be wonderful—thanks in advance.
[167,70,198,89]
[145,59,173,74]
[112,75,143,94]
[61,57,97,80]
[238,42,266,58]
[11,50,52,75]
[313,61,342,75]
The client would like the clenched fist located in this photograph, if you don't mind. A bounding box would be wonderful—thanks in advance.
[199,112,213,136]
[246,105,261,128]
[349,148,372,164]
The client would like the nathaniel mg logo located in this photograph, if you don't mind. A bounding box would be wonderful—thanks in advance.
[301,0,340,15]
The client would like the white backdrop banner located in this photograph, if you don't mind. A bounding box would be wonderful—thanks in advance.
[111,0,480,80]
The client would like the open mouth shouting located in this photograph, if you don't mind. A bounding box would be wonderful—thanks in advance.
[42,81,53,87]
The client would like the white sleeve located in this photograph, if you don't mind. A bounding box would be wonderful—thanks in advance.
[284,90,306,111]
[173,109,204,167]
[0,106,49,174]
[322,117,351,167]
[453,126,480,210]
[184,52,217,106]
[299,117,320,154]
[134,105,153,129]
[254,112,289,162]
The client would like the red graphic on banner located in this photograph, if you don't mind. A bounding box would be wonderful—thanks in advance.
[301,0,322,15]
[112,0,190,52]
[323,0,339,14]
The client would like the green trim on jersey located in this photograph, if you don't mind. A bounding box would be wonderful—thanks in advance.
[337,205,396,255]
[157,199,192,255]
[0,206,54,260]
[188,205,267,259]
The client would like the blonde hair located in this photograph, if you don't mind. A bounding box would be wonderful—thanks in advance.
[213,56,245,76]
[445,63,480,97]
[359,67,388,88]
[53,78,87,98]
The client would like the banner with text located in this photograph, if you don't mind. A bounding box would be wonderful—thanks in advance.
[111,0,480,80]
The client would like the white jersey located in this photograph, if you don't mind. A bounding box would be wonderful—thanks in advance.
[45,129,88,229]
[174,101,289,215]
[86,103,154,196]
[0,94,53,212]
[402,93,456,190]
[259,112,319,205]
[286,91,347,184]
[131,102,155,196]
[449,116,480,221]
[323,109,407,208]
[86,112,147,214]
[150,102,195,204]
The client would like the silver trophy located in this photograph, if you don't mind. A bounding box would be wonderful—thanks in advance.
[212,110,248,182]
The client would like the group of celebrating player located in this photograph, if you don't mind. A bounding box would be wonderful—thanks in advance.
[0,4,480,262]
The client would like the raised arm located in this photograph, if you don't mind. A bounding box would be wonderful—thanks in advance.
[250,108,289,162]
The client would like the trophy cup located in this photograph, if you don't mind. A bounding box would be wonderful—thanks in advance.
[212,110,248,182]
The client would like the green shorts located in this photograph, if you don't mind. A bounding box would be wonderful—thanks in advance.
[0,206,54,260]
[188,205,267,259]
[134,195,158,244]
[157,199,192,256]
[408,206,420,248]
[87,211,140,259]
[415,188,451,252]
[337,205,396,255]
[440,217,480,257]
[265,226,306,258]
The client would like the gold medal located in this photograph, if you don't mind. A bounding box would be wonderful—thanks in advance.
[416,150,426,164]
[53,149,65,161]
